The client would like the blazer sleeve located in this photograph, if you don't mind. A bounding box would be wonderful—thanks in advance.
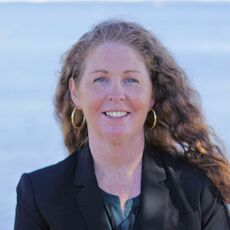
[14,173,49,230]
[200,177,230,230]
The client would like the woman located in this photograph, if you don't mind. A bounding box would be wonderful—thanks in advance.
[14,19,230,230]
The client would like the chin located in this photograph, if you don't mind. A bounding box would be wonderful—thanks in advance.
[101,128,134,140]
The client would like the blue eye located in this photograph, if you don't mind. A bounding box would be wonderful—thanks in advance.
[94,77,109,83]
[124,78,139,84]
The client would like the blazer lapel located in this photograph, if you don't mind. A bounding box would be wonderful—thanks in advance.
[73,144,169,230]
[137,145,170,230]
[74,145,109,230]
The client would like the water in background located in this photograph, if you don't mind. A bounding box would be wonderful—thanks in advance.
[0,2,229,228]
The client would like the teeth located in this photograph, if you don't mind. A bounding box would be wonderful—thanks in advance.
[105,111,128,117]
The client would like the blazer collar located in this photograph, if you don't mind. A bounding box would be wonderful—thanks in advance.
[74,144,109,230]
[74,144,169,230]
[136,145,169,230]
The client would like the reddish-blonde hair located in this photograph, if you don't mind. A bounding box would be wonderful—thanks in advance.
[54,19,230,203]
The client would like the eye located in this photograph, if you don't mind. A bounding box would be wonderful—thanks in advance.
[93,77,110,83]
[124,77,139,84]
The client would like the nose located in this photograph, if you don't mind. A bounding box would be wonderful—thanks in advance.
[107,80,126,101]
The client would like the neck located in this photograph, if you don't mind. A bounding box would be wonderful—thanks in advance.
[88,132,145,198]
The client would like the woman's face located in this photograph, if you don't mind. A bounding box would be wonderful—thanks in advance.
[69,42,154,142]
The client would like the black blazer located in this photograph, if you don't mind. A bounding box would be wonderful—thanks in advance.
[14,144,230,230]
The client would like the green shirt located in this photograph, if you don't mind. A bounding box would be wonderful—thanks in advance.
[100,188,140,230]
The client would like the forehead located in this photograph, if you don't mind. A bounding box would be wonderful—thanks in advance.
[83,42,147,73]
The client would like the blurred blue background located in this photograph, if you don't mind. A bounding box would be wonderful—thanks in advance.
[0,1,230,229]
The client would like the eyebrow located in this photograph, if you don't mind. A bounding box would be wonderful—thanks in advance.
[89,69,141,74]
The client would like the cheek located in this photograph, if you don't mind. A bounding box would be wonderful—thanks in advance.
[129,87,153,109]
[82,88,106,112]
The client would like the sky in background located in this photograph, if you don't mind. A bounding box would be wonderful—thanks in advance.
[1,0,230,3]
[0,1,229,229]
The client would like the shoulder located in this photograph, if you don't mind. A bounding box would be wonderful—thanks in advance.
[29,150,77,179]
[15,149,85,228]
[162,151,206,184]
[165,151,217,196]
[17,150,80,200]
[149,145,207,183]
[150,146,223,202]
[153,147,230,223]
[158,147,228,211]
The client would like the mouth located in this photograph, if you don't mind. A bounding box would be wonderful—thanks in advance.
[103,111,130,118]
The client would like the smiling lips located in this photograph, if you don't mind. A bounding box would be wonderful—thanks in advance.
[103,111,129,118]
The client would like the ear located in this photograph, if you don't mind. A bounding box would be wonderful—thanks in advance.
[69,78,81,109]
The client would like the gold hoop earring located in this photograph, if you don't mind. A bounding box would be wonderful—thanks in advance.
[71,107,86,129]
[149,109,157,129]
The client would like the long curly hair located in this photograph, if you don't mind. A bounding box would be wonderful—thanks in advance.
[54,19,230,203]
